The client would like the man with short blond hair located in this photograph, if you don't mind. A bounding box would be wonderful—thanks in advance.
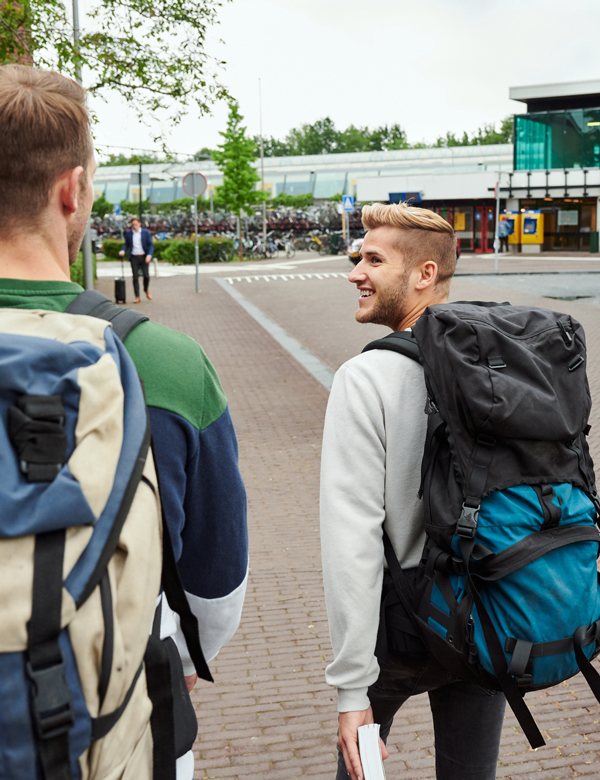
[321,203,505,780]
[0,64,247,780]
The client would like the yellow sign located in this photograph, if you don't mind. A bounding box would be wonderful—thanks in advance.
[454,213,466,232]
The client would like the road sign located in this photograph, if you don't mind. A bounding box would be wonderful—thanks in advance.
[182,172,207,198]
[343,195,355,212]
[113,203,122,216]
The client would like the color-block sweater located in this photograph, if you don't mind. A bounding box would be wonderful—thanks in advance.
[0,279,248,673]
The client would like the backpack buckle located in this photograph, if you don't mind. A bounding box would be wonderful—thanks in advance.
[515,674,533,687]
[26,655,74,740]
[457,503,480,539]
[8,395,67,483]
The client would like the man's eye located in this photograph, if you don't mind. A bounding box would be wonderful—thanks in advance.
[370,257,382,264]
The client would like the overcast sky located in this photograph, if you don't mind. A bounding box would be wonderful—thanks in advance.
[88,0,600,161]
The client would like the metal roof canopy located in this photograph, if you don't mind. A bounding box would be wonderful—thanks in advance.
[510,79,600,112]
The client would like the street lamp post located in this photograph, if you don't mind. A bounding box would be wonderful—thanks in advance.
[72,0,94,291]
[259,79,267,251]
[493,170,502,273]
[138,160,143,220]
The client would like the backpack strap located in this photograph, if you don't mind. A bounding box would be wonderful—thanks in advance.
[362,330,421,362]
[26,529,74,780]
[65,290,148,343]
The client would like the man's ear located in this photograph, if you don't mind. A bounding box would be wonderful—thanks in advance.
[415,260,438,291]
[58,166,85,216]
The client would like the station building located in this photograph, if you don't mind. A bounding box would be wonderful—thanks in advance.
[92,79,600,253]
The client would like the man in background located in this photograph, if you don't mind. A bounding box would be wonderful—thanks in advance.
[119,216,154,302]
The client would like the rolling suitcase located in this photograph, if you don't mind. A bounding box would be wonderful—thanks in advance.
[115,276,126,303]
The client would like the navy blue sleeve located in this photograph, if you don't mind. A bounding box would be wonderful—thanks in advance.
[148,404,248,600]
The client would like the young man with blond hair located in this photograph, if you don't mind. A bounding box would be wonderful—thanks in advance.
[320,203,506,780]
[0,65,248,779]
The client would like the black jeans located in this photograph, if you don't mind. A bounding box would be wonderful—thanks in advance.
[336,652,506,780]
[500,236,509,253]
[130,254,150,297]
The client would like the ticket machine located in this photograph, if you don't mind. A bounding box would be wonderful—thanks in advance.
[520,210,544,253]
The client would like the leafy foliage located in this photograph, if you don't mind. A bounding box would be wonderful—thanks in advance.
[0,0,230,137]
[100,152,173,167]
[92,193,114,218]
[162,237,234,264]
[212,101,267,217]
[69,252,96,284]
[255,116,513,157]
[269,193,313,209]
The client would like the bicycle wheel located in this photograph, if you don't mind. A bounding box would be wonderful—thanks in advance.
[285,245,296,259]
[309,240,320,253]
[319,242,330,256]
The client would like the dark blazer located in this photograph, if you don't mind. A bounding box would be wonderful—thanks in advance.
[122,227,154,259]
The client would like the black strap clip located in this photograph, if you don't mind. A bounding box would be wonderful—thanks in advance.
[457,503,480,539]
[8,395,67,482]
[26,655,74,740]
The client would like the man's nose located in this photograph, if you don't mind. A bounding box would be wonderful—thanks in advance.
[348,260,366,283]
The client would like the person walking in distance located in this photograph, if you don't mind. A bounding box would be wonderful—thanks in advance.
[498,218,510,253]
[320,203,506,780]
[119,216,153,302]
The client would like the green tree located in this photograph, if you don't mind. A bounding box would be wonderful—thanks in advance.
[286,117,339,155]
[212,101,266,259]
[369,123,409,151]
[92,192,113,217]
[0,0,229,137]
[101,152,172,167]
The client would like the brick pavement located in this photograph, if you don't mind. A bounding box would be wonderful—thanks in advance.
[97,268,600,780]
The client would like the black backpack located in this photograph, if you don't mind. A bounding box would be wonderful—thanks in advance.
[364,301,600,749]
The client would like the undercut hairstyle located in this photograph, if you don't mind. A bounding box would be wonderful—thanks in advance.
[0,65,92,237]
[362,202,457,294]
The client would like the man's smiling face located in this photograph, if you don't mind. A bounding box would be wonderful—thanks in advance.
[348,225,412,331]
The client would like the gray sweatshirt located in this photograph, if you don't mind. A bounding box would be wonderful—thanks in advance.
[320,346,428,712]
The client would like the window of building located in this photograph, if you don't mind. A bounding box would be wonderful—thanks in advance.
[515,109,600,170]
[104,180,129,204]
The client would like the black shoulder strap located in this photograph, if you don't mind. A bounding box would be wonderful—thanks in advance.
[362,330,421,363]
[65,290,148,343]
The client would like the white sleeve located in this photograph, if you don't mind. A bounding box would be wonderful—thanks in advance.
[320,361,386,712]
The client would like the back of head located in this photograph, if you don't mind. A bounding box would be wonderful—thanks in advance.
[361,202,457,295]
[0,65,91,239]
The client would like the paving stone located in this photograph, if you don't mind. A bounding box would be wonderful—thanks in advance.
[96,264,600,778]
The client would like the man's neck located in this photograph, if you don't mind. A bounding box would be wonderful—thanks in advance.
[0,234,71,282]
[394,294,447,332]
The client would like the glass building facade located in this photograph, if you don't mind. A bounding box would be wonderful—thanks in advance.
[515,109,600,170]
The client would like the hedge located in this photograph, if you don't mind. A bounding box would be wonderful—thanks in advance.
[163,237,234,265]
[70,253,97,286]
[101,237,234,264]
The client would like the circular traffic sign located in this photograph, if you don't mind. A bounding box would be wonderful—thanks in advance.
[182,171,207,198]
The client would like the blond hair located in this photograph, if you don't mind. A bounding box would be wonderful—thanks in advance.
[0,65,92,237]
[361,202,456,292]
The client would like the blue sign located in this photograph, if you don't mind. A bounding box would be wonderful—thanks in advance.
[343,195,355,212]
[389,192,422,204]
[113,204,122,216]
[157,231,167,241]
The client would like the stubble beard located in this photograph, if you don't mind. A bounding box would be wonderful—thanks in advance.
[355,272,410,331]
[67,192,90,266]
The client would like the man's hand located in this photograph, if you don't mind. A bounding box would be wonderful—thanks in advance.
[145,254,152,264]
[338,707,389,780]
[118,250,125,257]
[184,673,197,693]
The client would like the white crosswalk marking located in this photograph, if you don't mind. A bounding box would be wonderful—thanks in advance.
[223,272,347,285]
